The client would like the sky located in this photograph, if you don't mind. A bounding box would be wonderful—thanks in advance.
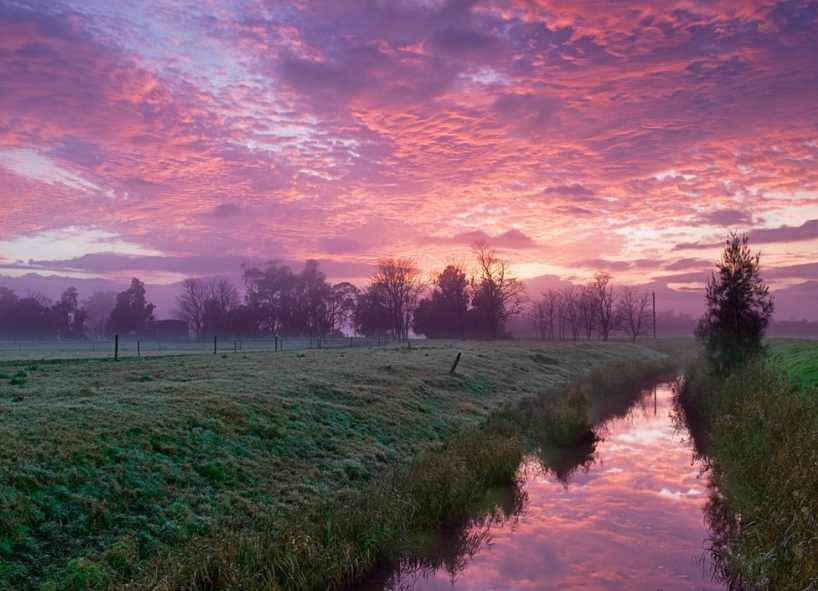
[1,0,817,316]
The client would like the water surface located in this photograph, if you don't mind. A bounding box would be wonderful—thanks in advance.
[362,384,726,591]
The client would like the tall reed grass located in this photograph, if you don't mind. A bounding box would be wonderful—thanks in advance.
[675,358,818,591]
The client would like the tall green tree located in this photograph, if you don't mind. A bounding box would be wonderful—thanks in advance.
[697,231,774,373]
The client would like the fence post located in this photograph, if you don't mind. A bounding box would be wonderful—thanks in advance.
[114,335,119,361]
[214,336,218,354]
[450,352,462,374]
[275,336,278,352]
[234,339,237,353]
[137,341,141,358]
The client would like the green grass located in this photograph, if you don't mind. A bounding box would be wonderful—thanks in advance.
[675,353,818,590]
[768,339,818,394]
[0,340,677,590]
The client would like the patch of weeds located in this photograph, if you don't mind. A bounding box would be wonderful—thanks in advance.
[0,372,8,379]
[296,353,307,358]
[9,372,27,386]
[57,557,107,591]
[27,364,41,372]
[531,353,559,366]
[197,462,227,483]
[339,458,368,481]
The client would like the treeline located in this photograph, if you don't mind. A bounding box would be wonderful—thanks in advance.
[3,240,817,342]
[529,275,653,342]
[0,279,156,341]
[177,242,526,341]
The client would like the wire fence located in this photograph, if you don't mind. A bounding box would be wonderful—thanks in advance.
[0,336,390,362]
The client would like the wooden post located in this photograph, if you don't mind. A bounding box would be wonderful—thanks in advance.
[214,336,218,354]
[450,352,462,374]
[275,336,278,352]
[652,291,657,339]
[92,341,95,353]
[114,335,119,361]
[234,340,237,353]
[137,341,141,358]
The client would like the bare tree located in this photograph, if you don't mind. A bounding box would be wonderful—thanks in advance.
[617,285,653,343]
[578,285,597,341]
[532,289,560,340]
[320,282,359,337]
[174,277,210,340]
[204,277,240,338]
[588,272,617,341]
[471,241,527,339]
[370,257,426,341]
[560,285,582,341]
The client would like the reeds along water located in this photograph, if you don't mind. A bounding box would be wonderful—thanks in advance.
[673,358,818,591]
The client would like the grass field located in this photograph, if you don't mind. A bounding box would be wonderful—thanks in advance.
[768,339,818,393]
[0,339,682,590]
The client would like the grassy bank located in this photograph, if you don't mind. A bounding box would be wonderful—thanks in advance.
[768,339,818,394]
[674,346,818,590]
[0,340,675,590]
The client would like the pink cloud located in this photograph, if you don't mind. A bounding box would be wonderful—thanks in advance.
[0,0,815,319]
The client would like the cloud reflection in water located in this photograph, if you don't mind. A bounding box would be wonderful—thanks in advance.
[375,385,726,591]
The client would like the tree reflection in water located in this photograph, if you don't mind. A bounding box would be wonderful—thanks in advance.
[670,381,751,591]
[355,482,529,591]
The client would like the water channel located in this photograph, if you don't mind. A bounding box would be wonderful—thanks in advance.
[358,383,727,591]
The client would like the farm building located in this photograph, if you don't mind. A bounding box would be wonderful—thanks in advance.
[134,319,189,340]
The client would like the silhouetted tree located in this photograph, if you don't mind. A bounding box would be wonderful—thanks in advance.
[369,257,426,341]
[353,282,391,338]
[560,285,583,341]
[174,278,210,340]
[436,261,470,337]
[414,261,471,339]
[587,272,616,341]
[82,291,117,340]
[296,259,332,338]
[617,285,652,343]
[52,287,87,340]
[107,278,155,337]
[532,289,560,340]
[470,241,527,339]
[203,277,240,338]
[319,282,358,337]
[698,231,774,373]
[9,292,54,339]
[241,261,298,335]
[0,287,19,337]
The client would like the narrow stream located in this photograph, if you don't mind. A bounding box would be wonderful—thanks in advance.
[359,383,726,591]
